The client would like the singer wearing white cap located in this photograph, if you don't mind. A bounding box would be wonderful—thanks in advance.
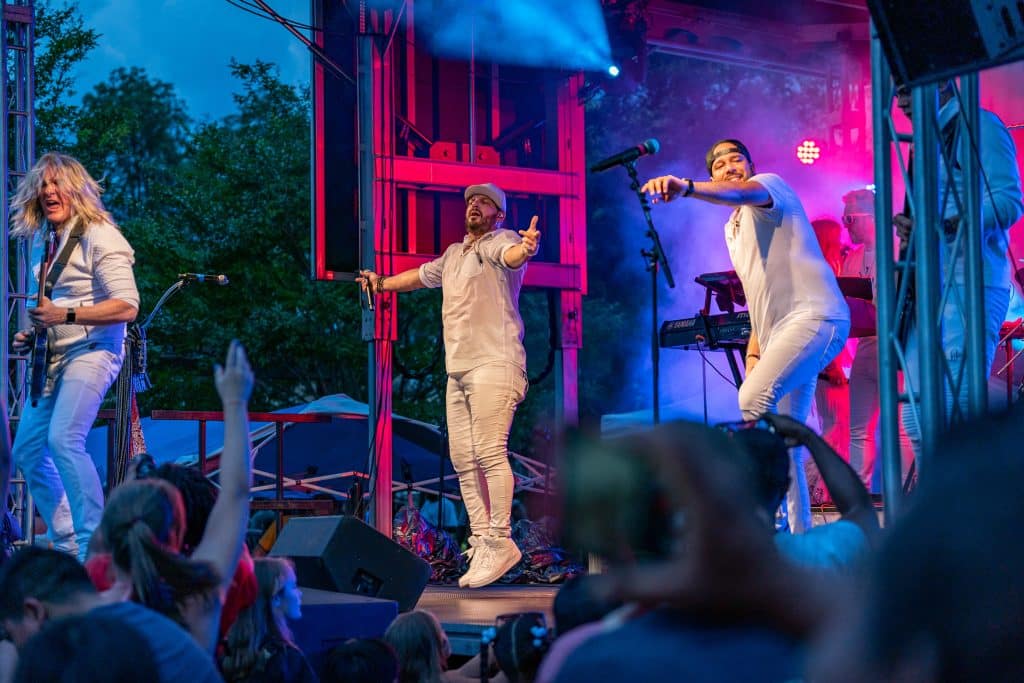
[358,182,540,588]
[7,152,139,560]
[642,139,849,533]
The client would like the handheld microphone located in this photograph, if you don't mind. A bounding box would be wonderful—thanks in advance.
[589,138,660,173]
[362,280,374,311]
[178,273,230,285]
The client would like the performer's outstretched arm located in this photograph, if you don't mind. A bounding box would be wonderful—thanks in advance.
[503,215,540,269]
[356,268,425,294]
[641,175,772,208]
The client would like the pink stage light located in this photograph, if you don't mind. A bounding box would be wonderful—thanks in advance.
[796,139,821,165]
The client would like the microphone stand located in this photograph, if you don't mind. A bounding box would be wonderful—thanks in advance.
[110,276,211,487]
[624,161,675,424]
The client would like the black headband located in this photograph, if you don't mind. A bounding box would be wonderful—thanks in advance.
[710,147,744,164]
[705,139,753,174]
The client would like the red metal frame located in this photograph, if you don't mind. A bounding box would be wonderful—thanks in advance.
[311,8,329,280]
[150,410,334,530]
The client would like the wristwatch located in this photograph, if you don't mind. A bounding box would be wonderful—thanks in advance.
[65,308,76,324]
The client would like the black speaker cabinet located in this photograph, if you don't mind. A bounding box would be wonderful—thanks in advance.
[868,0,1024,87]
[270,515,431,612]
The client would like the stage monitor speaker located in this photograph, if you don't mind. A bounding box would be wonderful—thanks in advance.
[867,0,1024,88]
[270,515,431,612]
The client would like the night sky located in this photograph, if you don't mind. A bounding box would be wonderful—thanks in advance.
[74,0,311,120]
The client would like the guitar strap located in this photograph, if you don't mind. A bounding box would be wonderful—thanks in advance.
[43,222,86,296]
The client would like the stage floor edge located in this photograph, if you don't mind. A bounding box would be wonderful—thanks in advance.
[416,584,558,656]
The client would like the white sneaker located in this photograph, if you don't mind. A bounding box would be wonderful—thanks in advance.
[458,535,484,588]
[466,536,522,589]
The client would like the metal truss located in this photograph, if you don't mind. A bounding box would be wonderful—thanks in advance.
[871,24,989,521]
[1,0,34,534]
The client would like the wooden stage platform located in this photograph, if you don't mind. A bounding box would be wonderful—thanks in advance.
[415,584,558,655]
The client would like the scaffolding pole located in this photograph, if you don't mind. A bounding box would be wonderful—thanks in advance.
[2,0,34,538]
[871,23,992,522]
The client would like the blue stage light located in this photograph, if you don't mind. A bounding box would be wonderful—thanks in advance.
[607,64,620,77]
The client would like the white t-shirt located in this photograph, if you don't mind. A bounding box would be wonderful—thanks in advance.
[724,173,849,348]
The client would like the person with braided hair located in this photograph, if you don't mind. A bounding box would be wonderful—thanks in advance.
[493,612,551,683]
[98,340,254,653]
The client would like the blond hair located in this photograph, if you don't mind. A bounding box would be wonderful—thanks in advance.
[10,152,115,238]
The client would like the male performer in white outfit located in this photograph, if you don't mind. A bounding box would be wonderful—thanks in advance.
[642,139,849,532]
[358,183,539,587]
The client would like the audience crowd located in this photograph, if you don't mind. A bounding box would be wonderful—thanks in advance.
[0,338,1020,682]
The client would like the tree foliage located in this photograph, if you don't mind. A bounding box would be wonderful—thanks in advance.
[121,61,365,412]
[73,67,189,214]
[33,0,100,151]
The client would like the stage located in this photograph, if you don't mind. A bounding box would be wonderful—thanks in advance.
[416,584,558,655]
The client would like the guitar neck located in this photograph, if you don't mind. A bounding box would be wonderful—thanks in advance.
[36,230,54,307]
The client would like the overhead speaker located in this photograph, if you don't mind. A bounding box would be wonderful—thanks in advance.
[868,0,1024,87]
[270,515,431,612]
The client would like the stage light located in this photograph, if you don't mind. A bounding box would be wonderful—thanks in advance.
[796,139,821,165]
[607,64,621,77]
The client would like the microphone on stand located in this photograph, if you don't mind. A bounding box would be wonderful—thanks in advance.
[178,273,230,285]
[589,138,660,173]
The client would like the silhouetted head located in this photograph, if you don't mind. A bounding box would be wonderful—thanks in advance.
[0,547,97,647]
[323,638,399,683]
[14,614,158,683]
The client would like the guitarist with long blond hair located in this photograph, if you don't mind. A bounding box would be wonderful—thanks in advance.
[6,152,138,561]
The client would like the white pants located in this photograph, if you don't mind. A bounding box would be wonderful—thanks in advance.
[740,317,849,533]
[446,362,527,539]
[13,347,122,560]
[902,284,1009,456]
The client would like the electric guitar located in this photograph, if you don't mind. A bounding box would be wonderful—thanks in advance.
[28,231,54,406]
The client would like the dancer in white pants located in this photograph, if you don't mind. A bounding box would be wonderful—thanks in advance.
[643,139,849,532]
[358,182,539,588]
